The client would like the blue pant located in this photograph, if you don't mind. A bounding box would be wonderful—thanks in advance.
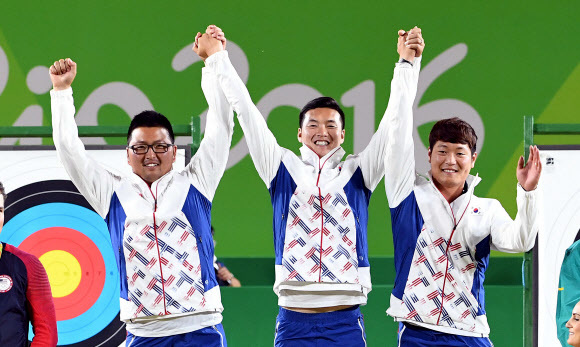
[126,324,227,347]
[274,306,366,347]
[398,323,493,346]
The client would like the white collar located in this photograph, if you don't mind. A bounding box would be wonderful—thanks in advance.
[299,145,345,169]
[131,169,174,196]
[426,171,481,206]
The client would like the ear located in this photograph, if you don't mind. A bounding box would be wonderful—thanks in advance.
[428,147,432,163]
[126,148,131,164]
[173,145,177,163]
[471,152,478,168]
[339,129,345,144]
[297,128,303,143]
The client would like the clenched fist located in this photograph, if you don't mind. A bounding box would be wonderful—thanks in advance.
[49,58,77,91]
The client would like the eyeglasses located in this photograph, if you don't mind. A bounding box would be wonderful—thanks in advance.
[127,143,174,154]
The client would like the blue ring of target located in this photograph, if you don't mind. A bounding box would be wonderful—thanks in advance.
[1,203,119,345]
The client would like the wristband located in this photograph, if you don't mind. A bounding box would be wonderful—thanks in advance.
[398,58,413,66]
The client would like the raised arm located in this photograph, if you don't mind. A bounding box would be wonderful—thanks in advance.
[202,25,283,188]
[491,145,543,252]
[50,59,118,217]
[183,30,235,201]
[359,27,423,198]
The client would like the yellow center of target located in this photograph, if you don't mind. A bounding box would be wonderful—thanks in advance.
[39,250,82,298]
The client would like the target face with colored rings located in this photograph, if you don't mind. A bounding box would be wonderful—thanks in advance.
[0,180,125,346]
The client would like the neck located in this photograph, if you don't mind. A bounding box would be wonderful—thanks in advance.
[433,181,464,203]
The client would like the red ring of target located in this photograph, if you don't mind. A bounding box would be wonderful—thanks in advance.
[19,227,106,320]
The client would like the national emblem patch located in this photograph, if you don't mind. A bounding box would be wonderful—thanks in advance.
[0,275,13,293]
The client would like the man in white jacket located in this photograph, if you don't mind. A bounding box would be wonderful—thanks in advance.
[384,28,543,347]
[49,31,232,346]
[200,25,424,346]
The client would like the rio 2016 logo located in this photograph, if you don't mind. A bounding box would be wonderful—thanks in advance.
[0,41,483,174]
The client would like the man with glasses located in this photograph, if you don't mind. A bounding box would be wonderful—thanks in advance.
[49,29,232,346]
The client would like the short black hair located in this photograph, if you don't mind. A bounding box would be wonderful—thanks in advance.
[127,110,175,145]
[299,97,345,130]
[0,181,7,204]
[429,117,478,154]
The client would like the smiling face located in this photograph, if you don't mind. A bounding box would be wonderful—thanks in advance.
[127,127,176,185]
[428,141,477,200]
[297,107,345,158]
[567,301,580,346]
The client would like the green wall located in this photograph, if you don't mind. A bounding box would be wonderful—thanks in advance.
[0,1,578,257]
[221,285,522,346]
[220,256,524,346]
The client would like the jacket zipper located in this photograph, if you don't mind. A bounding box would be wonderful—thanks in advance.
[435,193,472,325]
[148,183,168,315]
[317,185,325,282]
[315,148,341,282]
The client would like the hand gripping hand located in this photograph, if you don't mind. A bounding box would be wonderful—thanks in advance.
[193,24,227,61]
[397,26,425,62]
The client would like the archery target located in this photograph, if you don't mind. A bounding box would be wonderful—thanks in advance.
[0,146,187,346]
[537,147,580,347]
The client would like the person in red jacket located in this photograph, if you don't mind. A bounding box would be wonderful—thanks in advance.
[0,181,58,346]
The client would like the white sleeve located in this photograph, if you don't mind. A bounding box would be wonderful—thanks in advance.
[204,51,283,188]
[182,66,235,202]
[380,58,421,206]
[51,88,119,218]
[490,185,543,253]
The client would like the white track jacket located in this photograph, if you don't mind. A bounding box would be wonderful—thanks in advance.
[51,69,234,336]
[383,72,542,336]
[204,51,421,308]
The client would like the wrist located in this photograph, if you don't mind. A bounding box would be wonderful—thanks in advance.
[519,182,538,192]
[207,47,223,58]
[227,273,235,283]
[398,57,414,66]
